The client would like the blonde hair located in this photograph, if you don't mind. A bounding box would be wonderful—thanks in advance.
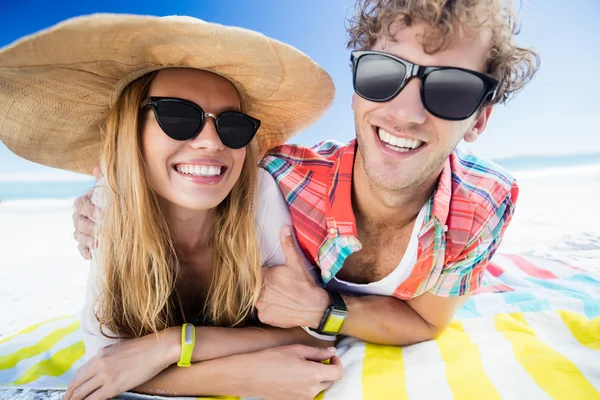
[97,71,262,338]
[347,0,540,105]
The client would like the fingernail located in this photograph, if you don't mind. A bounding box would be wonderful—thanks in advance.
[284,226,292,237]
[327,347,336,353]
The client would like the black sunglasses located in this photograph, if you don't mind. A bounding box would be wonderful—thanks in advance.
[351,50,499,121]
[140,97,260,149]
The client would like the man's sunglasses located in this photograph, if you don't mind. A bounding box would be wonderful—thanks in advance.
[351,50,499,121]
[140,97,260,149]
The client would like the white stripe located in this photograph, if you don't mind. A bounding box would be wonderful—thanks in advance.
[0,317,77,357]
[523,311,600,392]
[547,296,586,314]
[524,257,578,279]
[526,281,600,301]
[402,340,453,399]
[471,291,520,317]
[325,337,364,400]
[462,317,552,400]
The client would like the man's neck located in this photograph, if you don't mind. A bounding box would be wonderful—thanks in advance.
[351,153,441,231]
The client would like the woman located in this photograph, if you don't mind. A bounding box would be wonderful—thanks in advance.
[0,14,342,400]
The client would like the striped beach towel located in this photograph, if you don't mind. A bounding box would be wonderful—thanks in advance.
[1,254,599,399]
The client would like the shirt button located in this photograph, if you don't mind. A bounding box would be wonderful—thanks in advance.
[323,270,332,279]
[329,228,337,235]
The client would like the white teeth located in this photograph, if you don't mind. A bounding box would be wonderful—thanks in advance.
[175,165,222,177]
[377,128,424,150]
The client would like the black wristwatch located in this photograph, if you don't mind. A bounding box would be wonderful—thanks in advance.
[312,289,349,336]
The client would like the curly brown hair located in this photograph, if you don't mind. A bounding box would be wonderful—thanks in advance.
[347,0,540,105]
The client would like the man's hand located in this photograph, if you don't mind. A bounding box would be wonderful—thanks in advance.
[256,226,330,330]
[73,166,103,260]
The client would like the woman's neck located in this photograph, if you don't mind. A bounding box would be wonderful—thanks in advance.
[162,200,217,255]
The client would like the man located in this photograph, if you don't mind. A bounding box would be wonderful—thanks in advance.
[74,0,539,346]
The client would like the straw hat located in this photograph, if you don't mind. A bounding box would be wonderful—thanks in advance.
[0,14,335,175]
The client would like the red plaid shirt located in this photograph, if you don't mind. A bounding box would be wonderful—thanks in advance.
[260,140,518,298]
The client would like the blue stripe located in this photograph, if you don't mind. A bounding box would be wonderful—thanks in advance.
[456,297,482,319]
[455,152,514,187]
[502,291,553,313]
[525,277,593,299]
[272,155,334,168]
[525,277,600,319]
[565,274,600,288]
[451,173,497,206]
[285,171,313,204]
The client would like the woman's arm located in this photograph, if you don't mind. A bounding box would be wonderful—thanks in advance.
[80,253,121,359]
[164,324,333,363]
[134,345,342,400]
[66,344,342,400]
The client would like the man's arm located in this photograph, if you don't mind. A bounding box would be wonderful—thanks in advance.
[338,292,468,345]
[257,187,517,345]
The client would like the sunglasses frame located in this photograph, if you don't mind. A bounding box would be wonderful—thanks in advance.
[140,96,260,149]
[351,50,499,121]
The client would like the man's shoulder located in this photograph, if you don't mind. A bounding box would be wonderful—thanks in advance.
[259,139,348,172]
[449,148,518,216]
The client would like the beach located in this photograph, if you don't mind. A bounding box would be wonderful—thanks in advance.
[1,164,599,336]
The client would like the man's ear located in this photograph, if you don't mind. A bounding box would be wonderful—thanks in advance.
[464,106,493,143]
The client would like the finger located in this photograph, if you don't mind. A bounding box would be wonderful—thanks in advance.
[316,380,336,394]
[64,362,96,400]
[78,243,92,260]
[290,344,336,361]
[279,225,304,268]
[92,166,103,181]
[73,217,96,243]
[86,386,113,400]
[68,375,102,400]
[316,356,344,382]
[74,193,99,222]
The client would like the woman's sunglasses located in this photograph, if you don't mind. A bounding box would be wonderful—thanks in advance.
[351,50,499,121]
[140,97,260,149]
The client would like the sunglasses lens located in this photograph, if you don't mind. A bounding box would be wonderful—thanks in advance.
[423,69,486,120]
[216,112,258,149]
[355,54,406,101]
[155,101,203,141]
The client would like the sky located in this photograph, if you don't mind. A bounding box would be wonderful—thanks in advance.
[0,0,599,177]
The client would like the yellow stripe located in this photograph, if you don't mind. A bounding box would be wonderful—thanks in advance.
[495,312,599,399]
[0,320,80,370]
[11,340,85,386]
[557,310,600,351]
[0,316,74,345]
[362,343,408,400]
[436,321,501,400]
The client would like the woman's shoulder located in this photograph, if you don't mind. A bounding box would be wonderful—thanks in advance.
[255,168,291,266]
[255,167,287,220]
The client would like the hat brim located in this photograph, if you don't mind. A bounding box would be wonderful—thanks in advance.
[0,14,335,174]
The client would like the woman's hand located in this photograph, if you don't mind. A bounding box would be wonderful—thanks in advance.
[64,327,179,400]
[234,344,344,400]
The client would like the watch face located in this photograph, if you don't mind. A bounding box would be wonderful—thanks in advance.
[322,308,349,334]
